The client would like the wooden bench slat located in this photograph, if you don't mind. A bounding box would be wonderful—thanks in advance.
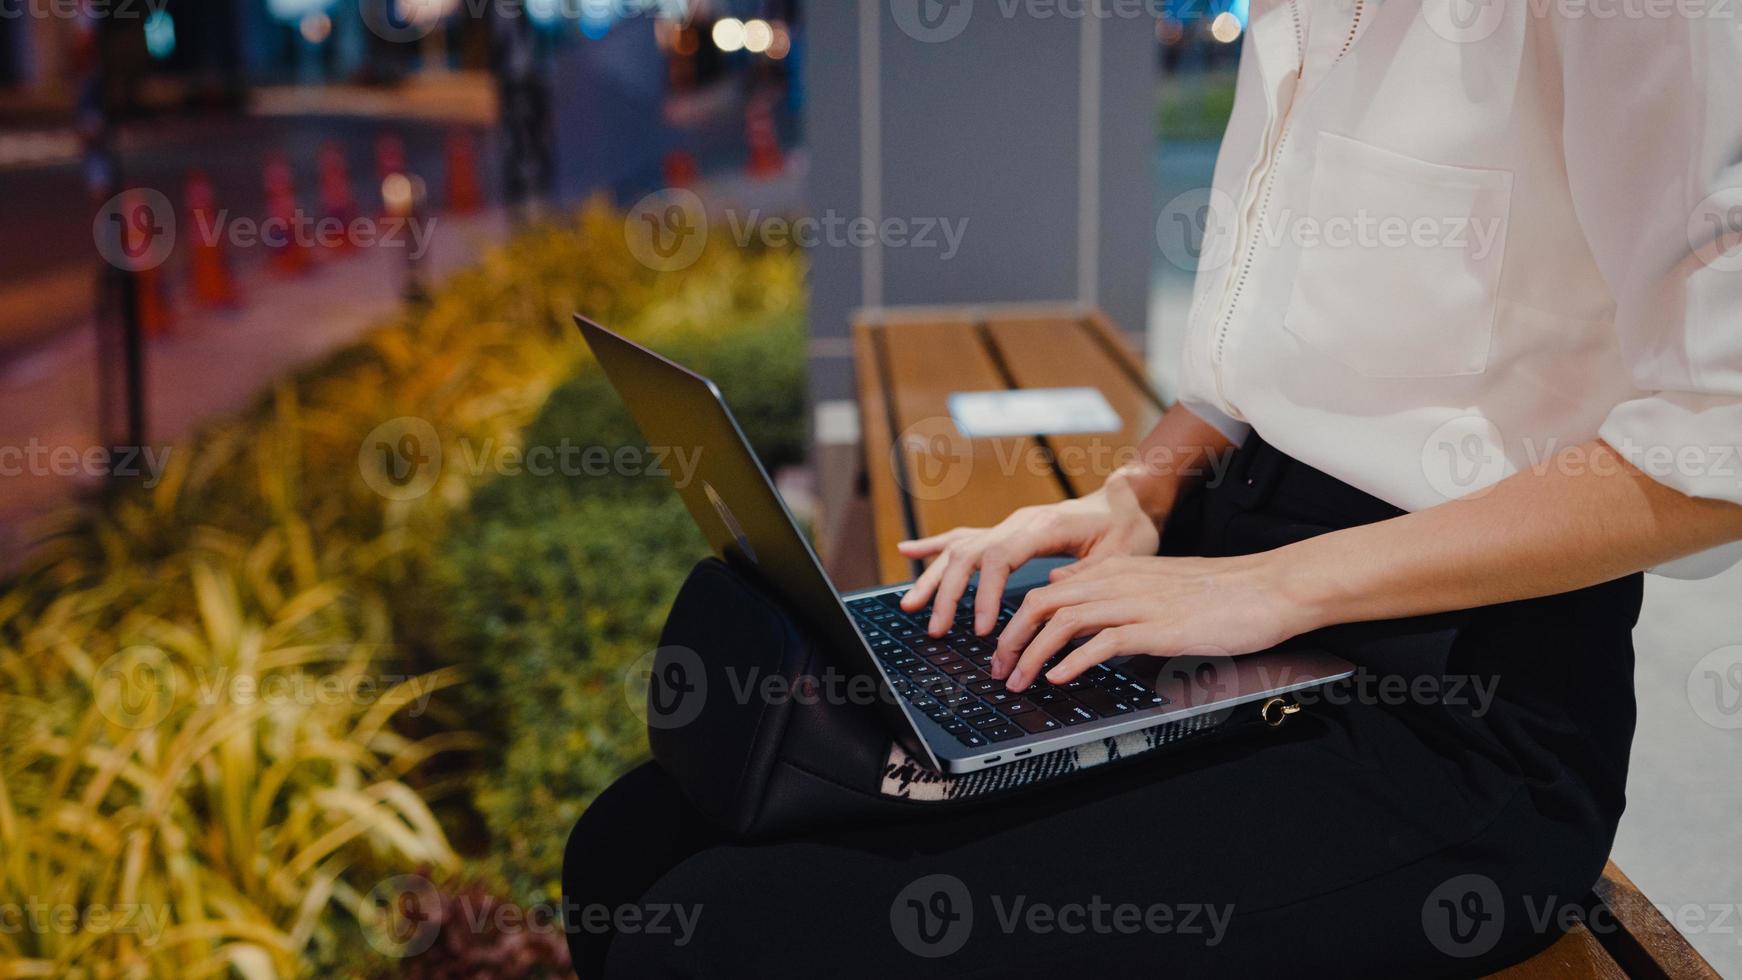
[1487,924,1629,980]
[873,319,1067,543]
[852,323,918,584]
[983,314,1163,498]
[1589,861,1722,980]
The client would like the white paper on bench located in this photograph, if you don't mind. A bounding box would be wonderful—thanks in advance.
[947,387,1122,438]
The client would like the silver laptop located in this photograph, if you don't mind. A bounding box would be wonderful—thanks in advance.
[575,316,1354,773]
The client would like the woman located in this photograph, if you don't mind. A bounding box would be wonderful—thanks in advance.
[566,3,1742,976]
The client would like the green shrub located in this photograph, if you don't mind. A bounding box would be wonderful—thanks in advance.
[427,309,809,899]
[0,198,807,978]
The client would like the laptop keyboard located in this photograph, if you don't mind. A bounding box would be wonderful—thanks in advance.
[847,585,1171,750]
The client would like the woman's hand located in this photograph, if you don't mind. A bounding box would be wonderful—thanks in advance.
[989,553,1322,692]
[896,469,1166,637]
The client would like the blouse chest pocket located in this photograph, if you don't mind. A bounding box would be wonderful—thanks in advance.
[1282,132,1514,379]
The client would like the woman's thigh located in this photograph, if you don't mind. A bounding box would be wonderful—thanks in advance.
[576,702,1609,979]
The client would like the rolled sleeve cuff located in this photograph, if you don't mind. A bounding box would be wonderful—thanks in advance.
[1599,392,1742,579]
[1179,398,1252,447]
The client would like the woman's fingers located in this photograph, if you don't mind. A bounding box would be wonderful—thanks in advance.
[928,556,979,635]
[992,577,1097,665]
[1048,554,1109,582]
[896,527,972,559]
[1003,601,1130,691]
[971,547,1014,636]
[1043,625,1156,685]
[899,550,955,612]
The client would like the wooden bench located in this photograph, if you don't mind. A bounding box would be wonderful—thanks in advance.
[849,304,1719,980]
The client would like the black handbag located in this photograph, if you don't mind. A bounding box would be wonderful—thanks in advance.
[644,558,1305,839]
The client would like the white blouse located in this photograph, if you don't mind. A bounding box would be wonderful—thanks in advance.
[1176,0,1742,577]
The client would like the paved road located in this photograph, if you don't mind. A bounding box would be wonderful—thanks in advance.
[0,113,501,359]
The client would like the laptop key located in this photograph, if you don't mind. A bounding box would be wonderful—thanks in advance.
[1072,688,1134,716]
[958,703,992,719]
[954,731,988,748]
[967,679,1000,695]
[969,712,1008,731]
[992,695,1035,715]
[980,723,1022,742]
[1011,711,1061,734]
[940,720,970,734]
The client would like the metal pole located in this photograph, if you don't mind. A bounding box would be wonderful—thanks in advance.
[489,0,552,222]
[78,4,147,462]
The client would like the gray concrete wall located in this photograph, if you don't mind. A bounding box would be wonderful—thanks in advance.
[804,0,1158,406]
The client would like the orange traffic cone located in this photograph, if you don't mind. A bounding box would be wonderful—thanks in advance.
[745,98,784,180]
[262,153,310,276]
[184,170,238,307]
[663,150,698,189]
[444,128,481,214]
[121,188,174,337]
[317,141,359,253]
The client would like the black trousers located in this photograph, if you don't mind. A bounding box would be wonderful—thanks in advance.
[563,433,1643,978]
